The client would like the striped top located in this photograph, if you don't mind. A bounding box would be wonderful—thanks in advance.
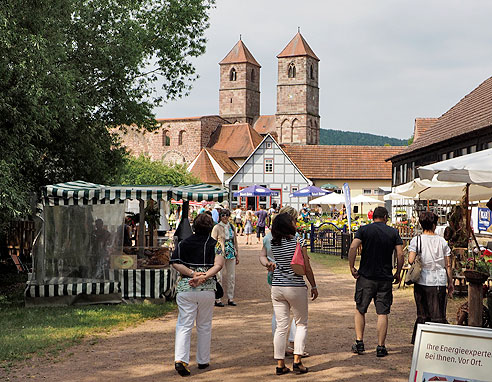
[271,236,306,287]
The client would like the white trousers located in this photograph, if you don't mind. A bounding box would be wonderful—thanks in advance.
[216,258,236,301]
[175,291,215,364]
[272,312,296,343]
[271,286,308,360]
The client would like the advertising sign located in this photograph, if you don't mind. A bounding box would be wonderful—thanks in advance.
[342,183,351,233]
[477,207,492,232]
[410,323,492,382]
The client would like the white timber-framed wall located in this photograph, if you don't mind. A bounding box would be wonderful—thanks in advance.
[226,134,311,212]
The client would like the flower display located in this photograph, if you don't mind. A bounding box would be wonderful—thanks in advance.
[461,248,492,276]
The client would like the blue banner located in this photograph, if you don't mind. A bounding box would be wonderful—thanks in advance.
[342,183,351,233]
[478,208,492,232]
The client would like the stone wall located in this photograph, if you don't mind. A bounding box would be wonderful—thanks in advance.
[118,116,225,165]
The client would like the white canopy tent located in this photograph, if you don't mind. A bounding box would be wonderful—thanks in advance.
[384,192,414,201]
[309,192,345,205]
[394,176,491,201]
[418,148,492,187]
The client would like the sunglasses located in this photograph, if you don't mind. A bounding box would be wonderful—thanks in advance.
[220,213,230,217]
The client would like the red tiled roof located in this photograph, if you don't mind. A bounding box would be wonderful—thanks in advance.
[253,115,276,135]
[156,115,225,123]
[207,123,263,158]
[157,116,202,122]
[414,118,438,141]
[391,76,492,160]
[205,148,239,174]
[277,32,319,61]
[219,39,260,67]
[282,145,403,180]
[189,150,221,184]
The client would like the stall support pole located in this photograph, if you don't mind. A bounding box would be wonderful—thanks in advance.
[468,282,483,327]
[139,199,145,257]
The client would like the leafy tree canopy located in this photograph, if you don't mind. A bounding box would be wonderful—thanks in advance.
[319,129,409,146]
[0,0,214,230]
[115,155,199,186]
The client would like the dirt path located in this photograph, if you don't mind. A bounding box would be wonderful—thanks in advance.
[4,234,415,381]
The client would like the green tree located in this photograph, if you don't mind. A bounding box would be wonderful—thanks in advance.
[116,155,199,186]
[0,0,214,231]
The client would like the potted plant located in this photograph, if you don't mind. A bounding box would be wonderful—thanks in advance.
[461,249,492,284]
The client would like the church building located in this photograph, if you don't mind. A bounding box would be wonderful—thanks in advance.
[118,32,321,168]
[119,32,399,213]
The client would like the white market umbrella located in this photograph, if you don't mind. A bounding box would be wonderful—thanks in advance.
[351,195,385,204]
[394,176,491,201]
[418,148,492,187]
[309,192,345,205]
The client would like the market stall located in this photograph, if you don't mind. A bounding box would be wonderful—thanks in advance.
[26,181,228,306]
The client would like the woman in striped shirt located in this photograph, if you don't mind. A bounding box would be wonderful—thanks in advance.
[260,212,318,375]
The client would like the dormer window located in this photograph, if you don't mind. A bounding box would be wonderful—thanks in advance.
[310,65,314,80]
[229,68,237,81]
[288,62,296,78]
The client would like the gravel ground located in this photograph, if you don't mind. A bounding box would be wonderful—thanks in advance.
[3,234,415,381]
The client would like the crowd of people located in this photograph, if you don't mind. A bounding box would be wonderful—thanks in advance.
[169,203,454,377]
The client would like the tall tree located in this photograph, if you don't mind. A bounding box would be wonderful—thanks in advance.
[0,0,214,230]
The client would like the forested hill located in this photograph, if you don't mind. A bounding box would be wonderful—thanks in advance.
[320,129,408,146]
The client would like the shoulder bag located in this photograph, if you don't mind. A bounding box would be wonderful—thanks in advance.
[290,236,306,276]
[405,235,422,285]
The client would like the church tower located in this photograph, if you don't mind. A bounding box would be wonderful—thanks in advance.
[276,32,320,144]
[219,39,261,125]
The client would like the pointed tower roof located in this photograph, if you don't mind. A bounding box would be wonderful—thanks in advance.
[219,39,261,67]
[277,32,319,61]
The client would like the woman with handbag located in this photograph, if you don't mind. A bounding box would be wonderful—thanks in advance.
[259,212,318,375]
[259,206,309,358]
[408,211,454,344]
[211,209,239,307]
[170,213,225,377]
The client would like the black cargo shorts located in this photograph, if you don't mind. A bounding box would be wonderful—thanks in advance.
[354,275,393,315]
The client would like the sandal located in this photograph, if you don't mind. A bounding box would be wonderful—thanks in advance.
[293,362,308,374]
[285,347,310,357]
[276,366,291,375]
[175,362,191,377]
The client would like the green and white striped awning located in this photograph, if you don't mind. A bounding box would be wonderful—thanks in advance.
[41,181,228,207]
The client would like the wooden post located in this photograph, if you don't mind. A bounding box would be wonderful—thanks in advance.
[468,282,483,327]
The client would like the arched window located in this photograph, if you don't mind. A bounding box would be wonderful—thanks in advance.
[229,67,237,81]
[162,130,170,146]
[288,62,296,78]
[178,130,185,146]
[251,69,255,82]
[310,65,314,80]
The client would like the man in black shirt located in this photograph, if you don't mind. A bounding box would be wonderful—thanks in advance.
[348,207,403,357]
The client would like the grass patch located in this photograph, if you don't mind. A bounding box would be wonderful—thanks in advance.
[309,251,359,275]
[0,279,175,368]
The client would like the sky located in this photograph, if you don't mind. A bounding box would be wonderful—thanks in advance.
[153,0,492,140]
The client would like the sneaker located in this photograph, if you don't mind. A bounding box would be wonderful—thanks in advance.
[214,301,225,307]
[198,363,209,369]
[227,300,237,306]
[351,340,365,355]
[175,362,191,377]
[376,345,388,357]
